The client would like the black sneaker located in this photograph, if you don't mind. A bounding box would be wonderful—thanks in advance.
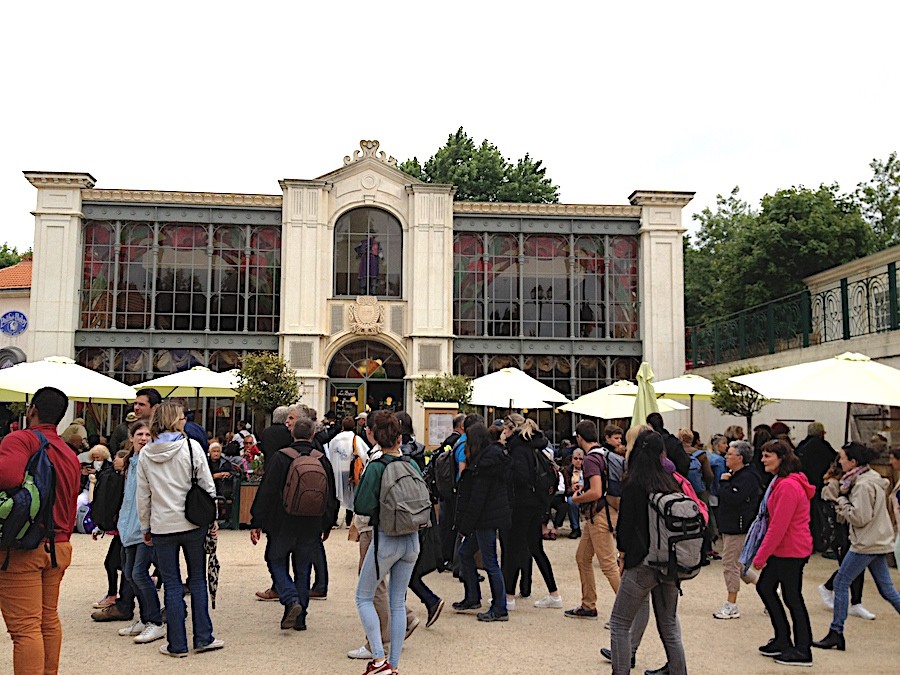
[476,610,509,622]
[426,599,445,627]
[293,609,307,631]
[281,602,302,630]
[564,606,599,619]
[599,647,635,669]
[774,647,812,667]
[452,599,482,613]
[759,639,791,657]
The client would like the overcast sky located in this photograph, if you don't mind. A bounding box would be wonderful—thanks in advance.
[2,1,898,251]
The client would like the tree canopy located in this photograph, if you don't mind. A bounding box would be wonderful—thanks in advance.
[235,352,299,415]
[710,365,772,431]
[0,244,28,269]
[856,151,900,249]
[400,128,559,203]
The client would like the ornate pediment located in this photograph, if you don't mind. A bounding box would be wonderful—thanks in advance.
[343,140,398,168]
[348,296,385,335]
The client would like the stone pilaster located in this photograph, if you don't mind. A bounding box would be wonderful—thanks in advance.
[629,190,694,380]
[24,171,96,360]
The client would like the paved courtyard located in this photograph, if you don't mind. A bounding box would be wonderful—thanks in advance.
[2,528,897,674]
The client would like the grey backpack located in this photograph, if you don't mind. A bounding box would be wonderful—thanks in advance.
[644,492,705,583]
[377,456,432,536]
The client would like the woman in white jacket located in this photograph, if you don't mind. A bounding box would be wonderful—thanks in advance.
[136,402,222,658]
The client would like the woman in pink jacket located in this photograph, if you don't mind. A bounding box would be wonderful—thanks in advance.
[752,439,816,668]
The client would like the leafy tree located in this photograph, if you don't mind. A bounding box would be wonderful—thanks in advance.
[235,352,299,418]
[400,127,559,203]
[856,151,900,249]
[0,244,26,269]
[710,365,773,431]
[414,373,473,408]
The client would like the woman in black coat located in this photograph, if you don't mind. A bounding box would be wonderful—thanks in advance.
[500,413,560,609]
[713,439,763,620]
[453,421,512,622]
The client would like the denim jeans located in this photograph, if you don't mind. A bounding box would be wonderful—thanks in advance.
[265,535,318,609]
[356,531,419,668]
[609,564,686,675]
[311,539,328,594]
[459,529,506,614]
[831,551,900,633]
[152,527,215,654]
[122,543,162,625]
[566,496,580,531]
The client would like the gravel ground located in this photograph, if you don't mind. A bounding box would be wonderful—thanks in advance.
[2,527,898,674]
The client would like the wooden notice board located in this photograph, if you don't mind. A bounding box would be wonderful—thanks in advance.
[423,403,459,452]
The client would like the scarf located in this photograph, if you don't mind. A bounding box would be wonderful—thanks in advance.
[839,465,869,493]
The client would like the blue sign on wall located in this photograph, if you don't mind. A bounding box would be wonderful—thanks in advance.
[0,311,28,336]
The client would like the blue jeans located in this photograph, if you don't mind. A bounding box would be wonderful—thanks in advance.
[122,543,162,625]
[311,539,328,594]
[152,528,215,654]
[265,535,318,609]
[356,531,419,668]
[831,551,900,633]
[459,529,506,615]
[566,496,580,531]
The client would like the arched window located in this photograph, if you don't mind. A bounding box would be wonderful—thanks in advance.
[334,208,402,298]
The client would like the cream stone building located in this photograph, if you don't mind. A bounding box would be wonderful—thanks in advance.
[24,141,692,440]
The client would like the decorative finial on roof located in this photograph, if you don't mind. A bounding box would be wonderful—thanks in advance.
[343,140,397,168]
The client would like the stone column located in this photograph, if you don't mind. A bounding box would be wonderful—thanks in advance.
[629,190,694,380]
[24,172,96,360]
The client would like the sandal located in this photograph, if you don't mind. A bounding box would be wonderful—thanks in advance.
[549,532,558,540]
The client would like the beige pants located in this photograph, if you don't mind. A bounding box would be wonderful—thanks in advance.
[576,507,620,610]
[721,533,744,595]
[358,530,416,647]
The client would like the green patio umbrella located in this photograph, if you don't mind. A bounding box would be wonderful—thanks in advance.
[632,362,660,424]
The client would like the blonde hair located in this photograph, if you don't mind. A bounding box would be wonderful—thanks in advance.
[89,444,111,461]
[677,428,694,444]
[150,402,184,439]
[625,424,651,461]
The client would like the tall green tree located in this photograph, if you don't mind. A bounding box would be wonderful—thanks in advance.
[400,128,559,203]
[0,244,25,269]
[855,151,900,249]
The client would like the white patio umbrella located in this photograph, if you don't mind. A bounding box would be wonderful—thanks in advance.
[469,367,570,409]
[653,374,714,428]
[730,351,900,441]
[561,391,686,420]
[0,356,136,404]
[135,366,240,399]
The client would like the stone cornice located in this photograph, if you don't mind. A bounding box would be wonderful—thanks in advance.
[24,171,96,189]
[405,183,456,195]
[628,190,695,207]
[453,201,641,218]
[81,189,282,208]
[278,179,332,191]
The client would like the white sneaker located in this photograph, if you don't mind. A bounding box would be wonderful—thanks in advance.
[818,584,834,609]
[134,623,166,644]
[489,597,515,610]
[195,638,224,653]
[713,602,740,619]
[534,595,562,609]
[118,621,145,636]
[347,645,373,660]
[849,603,876,620]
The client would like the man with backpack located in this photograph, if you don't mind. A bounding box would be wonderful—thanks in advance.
[0,387,81,674]
[433,414,465,568]
[566,420,622,621]
[249,417,338,632]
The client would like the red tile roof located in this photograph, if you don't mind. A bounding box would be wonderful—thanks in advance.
[0,260,32,290]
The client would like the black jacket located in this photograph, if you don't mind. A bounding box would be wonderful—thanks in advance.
[455,442,511,535]
[616,481,652,570]
[717,466,763,534]
[661,428,691,478]
[258,423,293,459]
[506,430,549,510]
[795,435,836,493]
[249,440,338,541]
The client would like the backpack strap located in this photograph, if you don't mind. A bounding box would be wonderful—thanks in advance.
[279,447,300,461]
[28,430,58,568]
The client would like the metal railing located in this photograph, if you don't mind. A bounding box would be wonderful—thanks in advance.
[688,263,900,368]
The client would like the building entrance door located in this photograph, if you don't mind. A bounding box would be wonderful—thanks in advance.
[327,340,405,420]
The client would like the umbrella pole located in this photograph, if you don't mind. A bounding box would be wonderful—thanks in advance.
[844,401,851,444]
[689,394,694,430]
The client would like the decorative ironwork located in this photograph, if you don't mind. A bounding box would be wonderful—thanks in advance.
[689,266,900,368]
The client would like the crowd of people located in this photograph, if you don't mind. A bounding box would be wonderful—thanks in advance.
[1,387,899,674]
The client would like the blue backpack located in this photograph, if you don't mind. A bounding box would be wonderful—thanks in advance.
[686,450,705,495]
[0,430,58,569]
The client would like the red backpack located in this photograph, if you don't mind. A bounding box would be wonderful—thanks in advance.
[279,447,328,517]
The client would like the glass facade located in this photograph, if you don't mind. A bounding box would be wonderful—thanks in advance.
[80,220,281,332]
[334,208,402,297]
[453,232,639,339]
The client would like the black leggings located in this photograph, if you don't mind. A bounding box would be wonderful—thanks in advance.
[501,507,557,596]
[756,556,812,650]
[545,494,568,529]
[104,536,122,597]
[824,523,864,605]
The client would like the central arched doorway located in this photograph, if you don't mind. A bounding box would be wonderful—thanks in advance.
[327,340,405,420]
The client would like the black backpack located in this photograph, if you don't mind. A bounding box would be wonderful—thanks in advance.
[91,467,125,532]
[430,440,460,502]
[532,448,559,507]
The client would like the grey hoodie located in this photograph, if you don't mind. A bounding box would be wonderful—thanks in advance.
[136,433,215,535]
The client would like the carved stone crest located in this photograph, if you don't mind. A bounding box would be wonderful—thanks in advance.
[343,140,398,168]
[348,296,385,335]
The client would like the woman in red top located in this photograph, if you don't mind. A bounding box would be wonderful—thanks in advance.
[752,439,816,667]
